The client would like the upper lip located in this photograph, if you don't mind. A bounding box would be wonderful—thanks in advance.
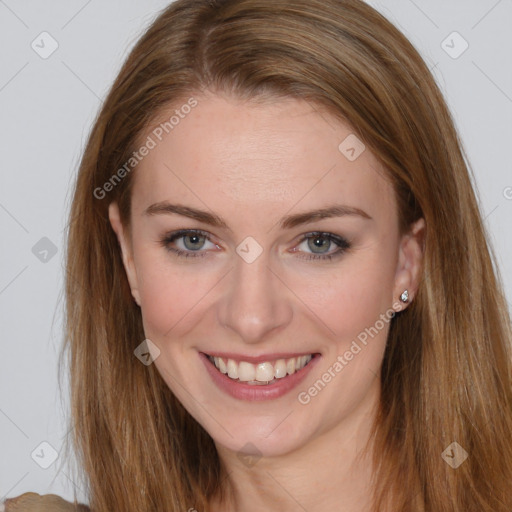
[202,351,318,364]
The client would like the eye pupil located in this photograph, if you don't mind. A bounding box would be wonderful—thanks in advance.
[308,235,330,253]
[184,234,205,250]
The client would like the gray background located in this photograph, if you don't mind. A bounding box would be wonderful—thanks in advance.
[1,0,511,505]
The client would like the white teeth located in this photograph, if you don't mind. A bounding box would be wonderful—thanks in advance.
[227,359,238,379]
[209,354,313,383]
[286,358,296,375]
[218,357,227,374]
[256,362,274,382]
[274,359,287,379]
[238,361,256,382]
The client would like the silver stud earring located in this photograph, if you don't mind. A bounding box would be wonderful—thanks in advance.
[399,290,409,303]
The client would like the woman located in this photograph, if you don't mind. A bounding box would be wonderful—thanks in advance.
[5,0,512,510]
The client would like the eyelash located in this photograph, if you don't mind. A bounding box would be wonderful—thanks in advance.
[159,229,351,261]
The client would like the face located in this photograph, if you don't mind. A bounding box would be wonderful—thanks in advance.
[109,92,424,458]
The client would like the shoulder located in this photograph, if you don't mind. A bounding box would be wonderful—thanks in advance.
[2,492,90,511]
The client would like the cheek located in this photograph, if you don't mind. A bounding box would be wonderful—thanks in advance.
[133,248,211,336]
[299,248,397,345]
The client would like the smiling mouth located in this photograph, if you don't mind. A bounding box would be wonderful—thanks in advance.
[205,353,316,385]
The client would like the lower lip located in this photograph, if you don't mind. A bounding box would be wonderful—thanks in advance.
[199,352,320,401]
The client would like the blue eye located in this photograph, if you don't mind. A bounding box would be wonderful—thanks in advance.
[295,232,350,261]
[160,230,350,260]
[161,229,216,258]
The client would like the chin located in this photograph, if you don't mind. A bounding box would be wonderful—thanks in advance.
[209,417,311,459]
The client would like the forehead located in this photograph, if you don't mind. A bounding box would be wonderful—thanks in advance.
[130,93,396,225]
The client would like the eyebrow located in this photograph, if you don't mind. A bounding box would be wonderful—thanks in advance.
[144,202,372,230]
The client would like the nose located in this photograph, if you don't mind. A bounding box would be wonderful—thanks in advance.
[217,250,293,344]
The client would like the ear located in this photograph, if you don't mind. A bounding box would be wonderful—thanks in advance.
[392,217,425,311]
[108,202,141,306]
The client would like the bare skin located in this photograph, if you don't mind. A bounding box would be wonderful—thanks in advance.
[109,91,424,511]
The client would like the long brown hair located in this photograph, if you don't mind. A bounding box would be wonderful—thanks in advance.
[62,0,512,510]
